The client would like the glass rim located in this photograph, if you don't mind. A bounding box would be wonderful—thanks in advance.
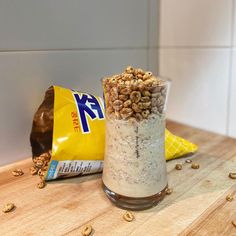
[155,75,172,85]
[101,75,172,84]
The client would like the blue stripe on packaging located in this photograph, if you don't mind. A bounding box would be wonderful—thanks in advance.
[46,160,58,180]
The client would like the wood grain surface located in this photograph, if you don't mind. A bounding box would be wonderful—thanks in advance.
[0,120,236,236]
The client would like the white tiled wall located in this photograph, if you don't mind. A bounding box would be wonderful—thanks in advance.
[159,0,232,47]
[0,0,156,165]
[159,48,230,134]
[158,0,236,137]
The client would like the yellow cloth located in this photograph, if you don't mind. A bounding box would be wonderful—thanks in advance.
[165,129,198,161]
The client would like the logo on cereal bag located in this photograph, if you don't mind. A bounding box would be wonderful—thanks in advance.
[72,91,104,133]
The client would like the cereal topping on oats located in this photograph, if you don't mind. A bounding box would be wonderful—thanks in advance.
[102,66,167,121]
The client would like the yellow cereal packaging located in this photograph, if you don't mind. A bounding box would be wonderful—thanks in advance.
[30,85,197,181]
[30,86,105,180]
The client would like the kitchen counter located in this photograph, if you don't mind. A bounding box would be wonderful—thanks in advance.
[0,121,236,236]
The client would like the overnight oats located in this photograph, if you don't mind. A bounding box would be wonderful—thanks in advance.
[102,66,170,210]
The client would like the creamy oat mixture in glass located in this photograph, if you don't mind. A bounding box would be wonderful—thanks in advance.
[102,66,169,201]
[103,115,167,198]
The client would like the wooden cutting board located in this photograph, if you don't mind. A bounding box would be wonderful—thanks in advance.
[0,121,236,236]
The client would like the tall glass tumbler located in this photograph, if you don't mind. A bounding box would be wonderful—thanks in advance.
[102,69,171,210]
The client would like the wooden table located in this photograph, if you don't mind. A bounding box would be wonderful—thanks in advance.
[0,121,236,236]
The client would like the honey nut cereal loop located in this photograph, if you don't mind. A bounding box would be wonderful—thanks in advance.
[2,203,15,213]
[123,211,135,222]
[81,225,93,236]
[12,169,24,177]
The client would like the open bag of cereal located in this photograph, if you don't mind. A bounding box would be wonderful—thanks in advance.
[30,69,197,181]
